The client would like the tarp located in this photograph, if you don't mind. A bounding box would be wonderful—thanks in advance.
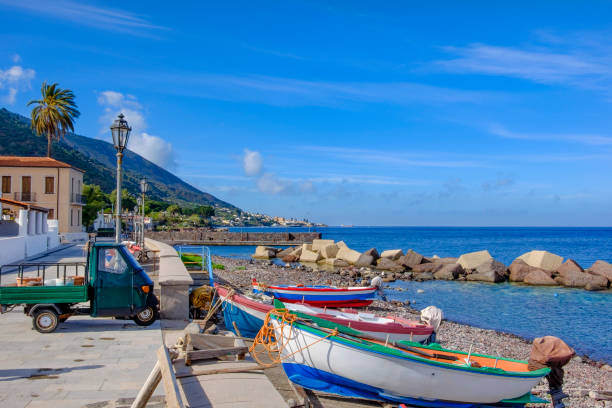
[529,336,575,366]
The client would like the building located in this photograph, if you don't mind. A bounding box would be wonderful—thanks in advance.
[0,156,85,239]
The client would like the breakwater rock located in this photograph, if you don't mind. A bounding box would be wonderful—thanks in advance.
[251,241,612,291]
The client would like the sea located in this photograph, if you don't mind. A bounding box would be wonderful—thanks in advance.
[207,226,612,363]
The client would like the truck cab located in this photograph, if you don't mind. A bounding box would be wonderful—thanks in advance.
[0,241,159,333]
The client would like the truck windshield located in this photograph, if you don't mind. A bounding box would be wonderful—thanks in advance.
[120,246,142,270]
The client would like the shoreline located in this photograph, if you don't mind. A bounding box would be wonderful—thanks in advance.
[209,254,611,408]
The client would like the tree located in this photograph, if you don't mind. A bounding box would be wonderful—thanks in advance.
[188,214,202,226]
[109,188,137,212]
[166,204,181,215]
[82,184,110,228]
[197,205,215,218]
[28,82,80,157]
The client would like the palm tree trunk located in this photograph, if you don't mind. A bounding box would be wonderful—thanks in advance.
[47,134,52,158]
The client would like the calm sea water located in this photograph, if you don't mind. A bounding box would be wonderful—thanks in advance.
[210,226,611,362]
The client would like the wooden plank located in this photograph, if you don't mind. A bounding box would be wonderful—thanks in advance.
[176,363,265,378]
[156,345,185,408]
[185,346,249,365]
[130,361,161,408]
[186,333,234,350]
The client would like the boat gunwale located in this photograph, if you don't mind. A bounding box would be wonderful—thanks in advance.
[275,315,550,378]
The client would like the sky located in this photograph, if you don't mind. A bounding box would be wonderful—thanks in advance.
[1,1,611,226]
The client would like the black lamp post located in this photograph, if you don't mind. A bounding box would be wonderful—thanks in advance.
[110,113,131,243]
[139,178,149,248]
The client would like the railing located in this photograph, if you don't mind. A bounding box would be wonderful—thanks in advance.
[176,245,214,286]
[72,193,87,204]
[13,192,36,202]
[0,262,88,286]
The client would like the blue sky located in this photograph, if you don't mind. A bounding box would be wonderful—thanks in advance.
[1,1,611,226]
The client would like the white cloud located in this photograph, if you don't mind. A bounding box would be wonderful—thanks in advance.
[0,64,35,104]
[489,124,612,146]
[11,54,21,63]
[97,90,176,169]
[256,173,287,194]
[242,149,263,176]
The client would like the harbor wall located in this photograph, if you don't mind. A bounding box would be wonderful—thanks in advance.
[145,229,321,245]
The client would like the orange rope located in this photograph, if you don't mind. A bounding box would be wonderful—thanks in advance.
[249,308,338,368]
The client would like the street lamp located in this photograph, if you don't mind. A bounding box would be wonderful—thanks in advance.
[110,113,131,243]
[136,199,142,244]
[139,178,148,249]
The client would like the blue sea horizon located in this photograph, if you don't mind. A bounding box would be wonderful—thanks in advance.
[208,226,612,362]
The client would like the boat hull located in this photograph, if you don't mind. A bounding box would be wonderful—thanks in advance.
[273,321,546,404]
[216,285,270,338]
[252,281,377,307]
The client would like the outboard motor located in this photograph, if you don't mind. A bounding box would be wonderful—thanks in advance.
[528,336,575,408]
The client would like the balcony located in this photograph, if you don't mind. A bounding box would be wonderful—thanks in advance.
[72,193,87,205]
[14,192,36,202]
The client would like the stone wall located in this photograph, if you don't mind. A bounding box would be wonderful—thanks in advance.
[145,229,321,244]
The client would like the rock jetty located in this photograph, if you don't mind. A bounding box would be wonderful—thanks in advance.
[252,242,611,292]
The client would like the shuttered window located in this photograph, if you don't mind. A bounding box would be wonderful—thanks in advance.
[45,177,54,194]
[1,176,10,193]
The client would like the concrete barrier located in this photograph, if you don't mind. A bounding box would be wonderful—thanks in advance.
[146,238,193,320]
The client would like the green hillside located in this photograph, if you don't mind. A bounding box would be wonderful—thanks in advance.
[0,108,237,209]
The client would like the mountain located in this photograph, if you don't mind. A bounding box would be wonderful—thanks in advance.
[0,108,237,209]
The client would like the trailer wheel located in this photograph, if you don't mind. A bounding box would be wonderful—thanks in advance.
[33,308,59,333]
[132,306,158,326]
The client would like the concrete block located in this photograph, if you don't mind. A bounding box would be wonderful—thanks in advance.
[457,250,493,270]
[302,243,313,252]
[320,243,339,259]
[312,239,335,252]
[337,247,361,264]
[517,250,564,272]
[300,249,322,263]
[380,249,404,260]
[336,241,348,249]
[252,245,277,259]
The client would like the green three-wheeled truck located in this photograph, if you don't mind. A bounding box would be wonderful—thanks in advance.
[0,241,159,333]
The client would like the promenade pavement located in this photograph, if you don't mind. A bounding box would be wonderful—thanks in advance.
[0,244,163,408]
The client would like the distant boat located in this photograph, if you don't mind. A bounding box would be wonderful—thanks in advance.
[269,311,550,406]
[252,278,377,307]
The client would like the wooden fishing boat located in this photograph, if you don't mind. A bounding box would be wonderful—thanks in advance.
[216,285,433,343]
[285,302,433,343]
[251,278,377,307]
[268,309,550,407]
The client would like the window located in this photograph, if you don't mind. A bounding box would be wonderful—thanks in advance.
[45,177,54,194]
[77,210,80,225]
[98,248,127,274]
[1,176,10,193]
[48,209,54,219]
[70,209,73,226]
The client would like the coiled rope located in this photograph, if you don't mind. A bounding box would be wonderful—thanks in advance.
[249,308,338,368]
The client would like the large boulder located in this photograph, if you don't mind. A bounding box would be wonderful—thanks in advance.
[282,246,302,262]
[363,248,380,261]
[312,239,335,252]
[555,270,607,289]
[380,249,404,260]
[556,259,583,276]
[276,247,296,259]
[252,246,278,259]
[336,241,348,249]
[300,249,322,263]
[466,259,507,283]
[414,272,434,281]
[523,270,557,286]
[397,249,424,268]
[355,254,375,267]
[336,247,362,265]
[411,262,443,274]
[457,250,493,270]
[434,257,458,264]
[508,259,532,282]
[517,250,563,272]
[320,244,339,259]
[586,260,612,283]
[433,263,463,280]
[302,243,313,252]
[376,257,405,272]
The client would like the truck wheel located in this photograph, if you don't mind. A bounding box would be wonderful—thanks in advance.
[132,306,158,326]
[33,309,59,333]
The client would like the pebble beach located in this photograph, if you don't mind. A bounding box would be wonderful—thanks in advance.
[211,254,612,408]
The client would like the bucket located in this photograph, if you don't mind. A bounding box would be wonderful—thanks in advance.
[16,277,42,287]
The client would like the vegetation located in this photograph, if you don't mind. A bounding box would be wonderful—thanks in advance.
[27,82,80,158]
[179,253,224,270]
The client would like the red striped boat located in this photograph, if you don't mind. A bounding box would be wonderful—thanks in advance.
[251,278,377,307]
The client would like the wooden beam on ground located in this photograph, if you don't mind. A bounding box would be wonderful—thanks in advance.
[157,345,185,408]
[185,333,234,350]
[175,363,266,378]
[185,346,249,365]
[130,361,161,408]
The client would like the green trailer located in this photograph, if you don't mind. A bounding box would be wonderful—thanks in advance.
[0,241,159,333]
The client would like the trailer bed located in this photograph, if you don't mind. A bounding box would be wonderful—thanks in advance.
[0,285,89,305]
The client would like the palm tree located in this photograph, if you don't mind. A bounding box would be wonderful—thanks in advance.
[28,82,80,158]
